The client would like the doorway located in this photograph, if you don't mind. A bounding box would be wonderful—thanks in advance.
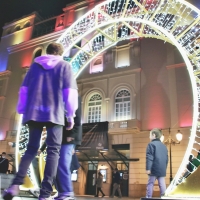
[86,161,98,195]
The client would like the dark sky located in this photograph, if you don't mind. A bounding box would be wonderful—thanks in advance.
[0,0,200,38]
[0,0,75,37]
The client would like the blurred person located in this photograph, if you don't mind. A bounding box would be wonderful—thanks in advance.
[95,172,105,198]
[0,152,9,174]
[110,168,122,198]
[191,150,200,169]
[3,42,78,200]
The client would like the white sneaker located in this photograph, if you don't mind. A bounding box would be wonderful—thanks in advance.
[39,197,53,200]
[3,185,19,200]
[28,188,40,198]
[54,195,75,200]
[52,192,58,198]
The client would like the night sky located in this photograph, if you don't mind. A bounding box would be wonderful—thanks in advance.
[0,0,200,38]
[0,0,75,37]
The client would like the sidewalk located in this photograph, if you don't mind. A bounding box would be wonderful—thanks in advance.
[0,194,141,200]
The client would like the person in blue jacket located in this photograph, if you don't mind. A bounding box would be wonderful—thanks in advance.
[146,128,168,198]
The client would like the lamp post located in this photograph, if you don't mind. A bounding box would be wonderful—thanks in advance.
[162,128,183,182]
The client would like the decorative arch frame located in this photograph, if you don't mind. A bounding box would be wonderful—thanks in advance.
[55,0,200,196]
[15,0,200,197]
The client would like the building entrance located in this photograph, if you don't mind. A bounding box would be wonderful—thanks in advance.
[86,170,97,196]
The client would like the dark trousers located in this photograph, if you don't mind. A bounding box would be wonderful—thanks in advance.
[13,121,63,198]
[96,187,105,196]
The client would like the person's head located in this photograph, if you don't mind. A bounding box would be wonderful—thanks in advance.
[113,168,118,173]
[98,172,102,177]
[1,152,6,158]
[46,42,64,56]
[149,128,162,141]
[189,154,194,161]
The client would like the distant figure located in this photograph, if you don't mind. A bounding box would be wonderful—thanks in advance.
[110,168,122,198]
[0,152,9,174]
[95,172,105,197]
[191,150,200,169]
[146,128,168,198]
[181,154,194,179]
[3,42,78,200]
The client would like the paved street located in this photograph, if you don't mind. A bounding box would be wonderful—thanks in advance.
[0,196,141,200]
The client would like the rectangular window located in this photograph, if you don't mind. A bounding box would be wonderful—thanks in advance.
[115,102,131,121]
[88,105,101,123]
[116,47,130,68]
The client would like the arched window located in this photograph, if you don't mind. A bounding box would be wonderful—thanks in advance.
[115,89,131,121]
[24,22,30,28]
[6,29,11,35]
[15,26,20,31]
[33,49,42,59]
[94,59,102,65]
[88,94,102,123]
[90,57,103,73]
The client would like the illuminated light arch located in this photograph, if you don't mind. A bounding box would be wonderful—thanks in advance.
[15,0,200,197]
[56,0,200,197]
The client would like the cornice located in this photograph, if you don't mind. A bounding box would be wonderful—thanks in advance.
[77,68,141,83]
[166,63,186,69]
[7,29,66,54]
[0,70,11,78]
[1,26,33,39]
[63,0,87,11]
[3,13,37,29]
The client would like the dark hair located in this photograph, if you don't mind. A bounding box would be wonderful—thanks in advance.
[114,168,118,171]
[150,128,162,139]
[46,42,64,56]
[2,152,6,155]
[189,154,193,160]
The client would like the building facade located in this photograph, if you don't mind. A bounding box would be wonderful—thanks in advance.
[0,0,195,197]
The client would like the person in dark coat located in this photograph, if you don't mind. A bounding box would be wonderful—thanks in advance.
[0,152,9,174]
[110,168,122,198]
[146,128,168,198]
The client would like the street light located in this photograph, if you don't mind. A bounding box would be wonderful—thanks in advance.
[162,128,183,182]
